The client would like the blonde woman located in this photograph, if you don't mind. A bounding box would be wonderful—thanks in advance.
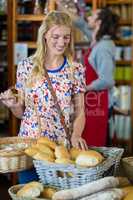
[0,11,87,183]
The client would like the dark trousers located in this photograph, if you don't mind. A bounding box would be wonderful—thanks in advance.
[18,168,39,184]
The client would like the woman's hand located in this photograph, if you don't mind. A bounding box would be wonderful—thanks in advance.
[0,88,24,119]
[71,133,88,150]
[0,88,19,108]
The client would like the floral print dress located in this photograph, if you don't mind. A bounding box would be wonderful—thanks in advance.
[16,57,85,142]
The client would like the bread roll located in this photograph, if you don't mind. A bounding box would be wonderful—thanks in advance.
[55,158,74,165]
[76,150,104,167]
[35,143,54,158]
[41,187,57,199]
[55,145,70,159]
[25,146,38,157]
[17,181,43,198]
[70,147,81,160]
[33,152,55,162]
[37,137,56,150]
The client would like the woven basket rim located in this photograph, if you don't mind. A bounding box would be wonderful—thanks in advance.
[0,136,36,145]
[0,136,36,155]
[0,137,36,173]
[8,184,51,200]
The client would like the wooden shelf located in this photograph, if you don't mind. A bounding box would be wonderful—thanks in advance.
[115,39,132,46]
[116,60,131,65]
[119,20,132,26]
[115,80,131,85]
[17,41,37,48]
[106,0,132,5]
[16,14,45,21]
[84,0,93,3]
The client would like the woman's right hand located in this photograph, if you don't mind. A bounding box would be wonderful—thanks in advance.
[0,88,20,109]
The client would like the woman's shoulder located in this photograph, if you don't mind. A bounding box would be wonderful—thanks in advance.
[97,38,115,50]
[18,56,33,66]
[17,56,34,72]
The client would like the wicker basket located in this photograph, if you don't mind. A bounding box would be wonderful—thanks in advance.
[0,137,36,173]
[34,147,124,189]
[122,157,133,183]
[8,184,49,200]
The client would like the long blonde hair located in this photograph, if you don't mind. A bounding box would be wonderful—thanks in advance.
[28,11,74,86]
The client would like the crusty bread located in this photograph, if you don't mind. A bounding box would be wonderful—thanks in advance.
[55,158,74,165]
[17,181,43,198]
[24,146,38,157]
[70,147,81,160]
[55,145,70,159]
[75,150,104,167]
[33,152,55,162]
[35,143,55,158]
[37,137,56,150]
[41,187,57,199]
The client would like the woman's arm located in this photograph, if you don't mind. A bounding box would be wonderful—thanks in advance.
[10,102,24,119]
[71,93,87,149]
[86,45,115,91]
[55,0,92,41]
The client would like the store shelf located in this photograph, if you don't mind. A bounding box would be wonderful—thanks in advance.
[16,14,45,21]
[116,60,131,65]
[115,80,131,85]
[106,0,132,5]
[119,20,132,26]
[115,39,132,46]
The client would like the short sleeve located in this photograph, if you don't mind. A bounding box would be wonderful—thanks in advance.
[16,58,33,93]
[72,62,86,94]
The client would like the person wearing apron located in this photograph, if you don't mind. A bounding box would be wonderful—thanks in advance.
[82,47,108,146]
[74,7,120,146]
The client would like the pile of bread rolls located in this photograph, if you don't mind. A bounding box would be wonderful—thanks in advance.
[25,137,104,167]
[16,181,57,199]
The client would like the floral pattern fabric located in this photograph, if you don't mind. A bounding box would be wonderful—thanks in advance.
[16,57,85,142]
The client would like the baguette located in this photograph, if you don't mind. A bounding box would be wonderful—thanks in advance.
[37,137,56,150]
[55,145,70,159]
[33,152,55,162]
[52,176,119,200]
[78,188,125,200]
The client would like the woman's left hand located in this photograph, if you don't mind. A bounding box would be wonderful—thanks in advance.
[71,133,88,150]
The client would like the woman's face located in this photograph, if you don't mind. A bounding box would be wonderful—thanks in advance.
[44,25,71,56]
[87,9,101,30]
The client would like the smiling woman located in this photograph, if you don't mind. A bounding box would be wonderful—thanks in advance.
[0,11,87,183]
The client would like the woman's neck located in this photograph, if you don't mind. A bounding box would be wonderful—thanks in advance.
[44,54,64,70]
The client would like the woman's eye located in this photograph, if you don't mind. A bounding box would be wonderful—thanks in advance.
[52,36,59,40]
[64,36,70,40]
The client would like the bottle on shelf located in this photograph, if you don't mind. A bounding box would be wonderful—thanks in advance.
[33,0,42,15]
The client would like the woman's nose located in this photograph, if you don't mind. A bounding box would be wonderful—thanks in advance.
[58,37,65,45]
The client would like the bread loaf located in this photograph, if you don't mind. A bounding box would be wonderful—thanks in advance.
[52,176,119,200]
[24,146,38,157]
[76,150,104,167]
[42,187,57,199]
[70,147,81,160]
[55,158,74,165]
[122,186,133,200]
[37,137,56,150]
[35,143,55,158]
[17,181,43,198]
[33,152,55,162]
[55,145,70,159]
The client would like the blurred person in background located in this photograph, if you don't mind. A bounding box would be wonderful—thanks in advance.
[56,1,120,146]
